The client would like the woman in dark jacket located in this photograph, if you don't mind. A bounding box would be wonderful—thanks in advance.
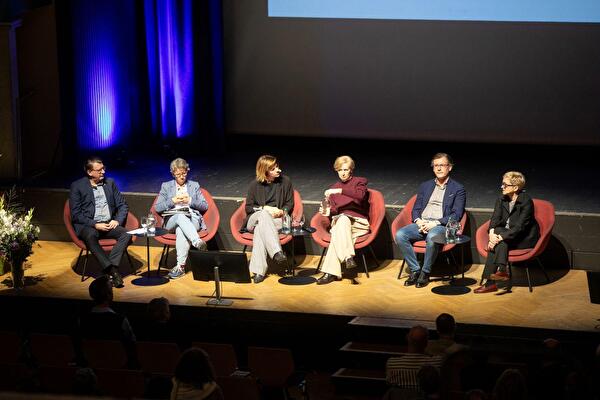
[474,171,540,293]
[316,155,370,285]
[243,155,294,284]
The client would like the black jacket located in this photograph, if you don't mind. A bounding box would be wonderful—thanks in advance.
[242,175,294,229]
[489,192,540,249]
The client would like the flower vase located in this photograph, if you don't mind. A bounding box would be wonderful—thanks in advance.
[10,260,24,289]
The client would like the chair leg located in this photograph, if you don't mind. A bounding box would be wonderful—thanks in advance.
[361,252,370,278]
[164,245,171,269]
[505,262,514,292]
[158,244,168,267]
[398,260,405,279]
[536,258,551,283]
[367,245,380,268]
[525,266,533,292]
[81,249,89,282]
[74,248,83,270]
[126,252,136,276]
[316,248,326,272]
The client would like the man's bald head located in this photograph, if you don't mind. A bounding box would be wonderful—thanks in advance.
[407,325,429,353]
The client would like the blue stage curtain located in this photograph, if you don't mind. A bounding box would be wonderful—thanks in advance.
[59,0,224,152]
[69,0,139,150]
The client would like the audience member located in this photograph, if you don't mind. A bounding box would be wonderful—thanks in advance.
[386,326,443,388]
[492,368,527,400]
[74,275,137,367]
[171,348,224,400]
[426,313,465,356]
[136,297,184,347]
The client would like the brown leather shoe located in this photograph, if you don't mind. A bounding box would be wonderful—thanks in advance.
[490,271,510,281]
[474,284,497,293]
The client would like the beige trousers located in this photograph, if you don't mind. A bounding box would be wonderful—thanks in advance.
[246,210,283,276]
[321,214,370,277]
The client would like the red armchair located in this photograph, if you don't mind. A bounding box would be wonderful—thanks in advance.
[390,194,468,279]
[63,200,138,282]
[475,198,554,292]
[150,188,220,271]
[310,189,385,278]
[229,190,303,252]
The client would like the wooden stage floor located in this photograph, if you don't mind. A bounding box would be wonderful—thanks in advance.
[2,241,599,333]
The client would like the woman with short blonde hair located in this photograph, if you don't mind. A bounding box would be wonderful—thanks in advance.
[242,155,295,283]
[474,171,540,293]
[316,155,370,285]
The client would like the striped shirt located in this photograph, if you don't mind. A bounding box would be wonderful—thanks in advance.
[386,353,444,388]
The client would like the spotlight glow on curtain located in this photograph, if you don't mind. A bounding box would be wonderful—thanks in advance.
[145,0,195,138]
[71,0,136,149]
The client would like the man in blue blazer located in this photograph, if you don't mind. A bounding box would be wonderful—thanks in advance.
[395,153,466,288]
[69,157,131,287]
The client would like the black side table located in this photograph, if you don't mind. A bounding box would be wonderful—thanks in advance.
[430,234,475,295]
[131,227,170,286]
[278,228,317,285]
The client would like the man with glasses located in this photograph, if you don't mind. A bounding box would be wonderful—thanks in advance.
[70,157,131,287]
[395,153,466,288]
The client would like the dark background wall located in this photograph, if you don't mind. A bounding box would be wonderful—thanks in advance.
[223,0,600,145]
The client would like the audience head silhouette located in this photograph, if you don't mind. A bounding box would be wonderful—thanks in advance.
[407,325,429,354]
[175,348,216,388]
[88,275,113,305]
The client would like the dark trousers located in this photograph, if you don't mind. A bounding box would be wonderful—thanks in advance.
[79,225,131,271]
[482,226,512,279]
[482,241,509,279]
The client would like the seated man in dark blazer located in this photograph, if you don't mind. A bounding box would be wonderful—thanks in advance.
[70,157,131,287]
[395,153,466,288]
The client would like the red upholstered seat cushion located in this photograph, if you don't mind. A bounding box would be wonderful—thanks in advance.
[508,248,534,257]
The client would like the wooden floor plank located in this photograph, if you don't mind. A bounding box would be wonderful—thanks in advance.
[1,241,599,332]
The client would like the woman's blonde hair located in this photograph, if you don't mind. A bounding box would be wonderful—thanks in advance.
[333,155,355,171]
[503,171,526,191]
[255,155,278,183]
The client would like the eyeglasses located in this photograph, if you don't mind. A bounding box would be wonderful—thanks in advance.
[173,171,188,178]
[500,183,515,189]
[91,167,105,173]
[432,164,449,168]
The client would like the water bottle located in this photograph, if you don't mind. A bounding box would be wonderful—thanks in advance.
[282,208,292,234]
[321,197,330,216]
[445,216,456,243]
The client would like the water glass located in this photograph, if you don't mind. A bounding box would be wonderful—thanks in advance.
[140,216,149,234]
[147,213,156,234]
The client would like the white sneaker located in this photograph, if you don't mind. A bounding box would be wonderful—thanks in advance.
[168,265,185,279]
[193,239,208,251]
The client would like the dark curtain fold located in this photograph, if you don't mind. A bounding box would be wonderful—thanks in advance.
[56,0,225,156]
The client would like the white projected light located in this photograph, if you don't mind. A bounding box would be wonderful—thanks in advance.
[269,0,600,24]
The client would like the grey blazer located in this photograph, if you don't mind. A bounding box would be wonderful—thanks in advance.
[155,180,208,230]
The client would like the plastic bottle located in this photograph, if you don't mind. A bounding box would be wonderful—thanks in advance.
[282,207,292,234]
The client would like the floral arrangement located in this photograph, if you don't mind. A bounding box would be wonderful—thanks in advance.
[0,189,40,268]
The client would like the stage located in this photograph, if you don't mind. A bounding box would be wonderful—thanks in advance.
[2,240,599,334]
